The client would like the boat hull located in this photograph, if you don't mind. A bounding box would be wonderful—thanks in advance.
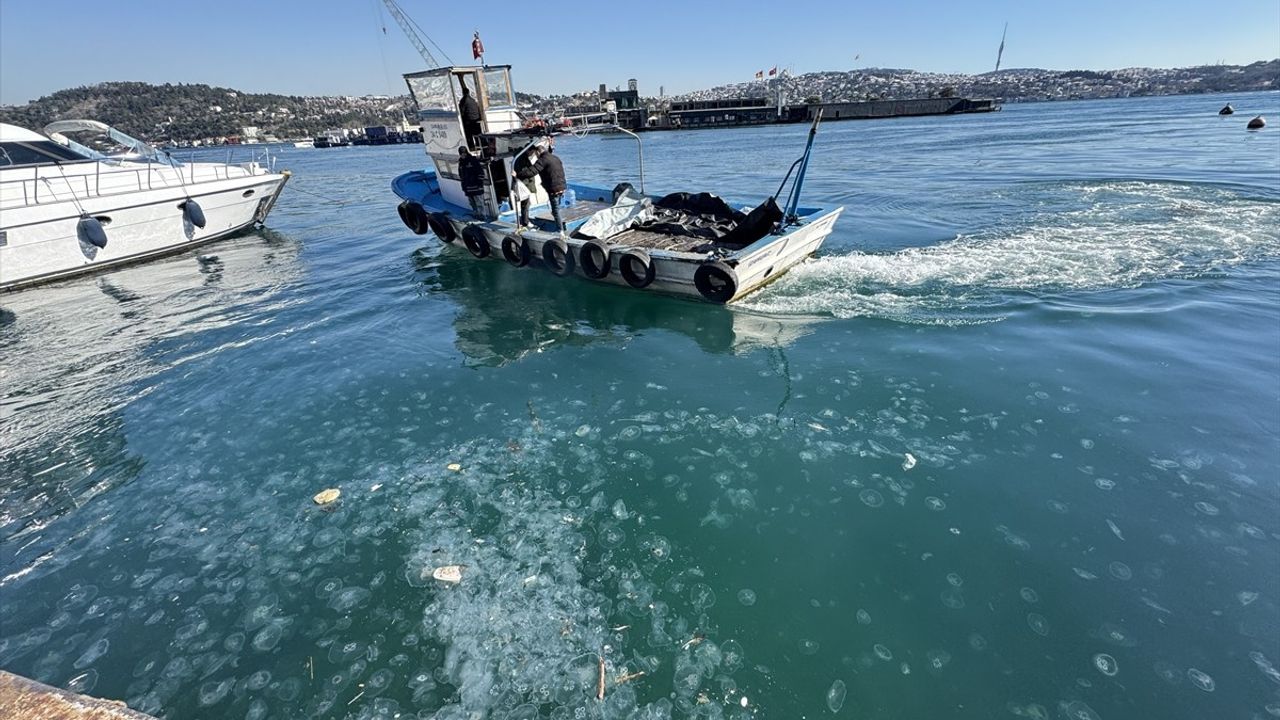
[392,170,841,304]
[0,171,289,291]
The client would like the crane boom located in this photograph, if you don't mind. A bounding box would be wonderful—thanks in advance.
[381,0,440,68]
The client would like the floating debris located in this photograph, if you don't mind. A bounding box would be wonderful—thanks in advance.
[615,670,646,686]
[681,634,706,651]
[313,488,341,505]
[446,463,462,472]
[597,656,606,700]
[431,565,465,584]
[902,453,917,470]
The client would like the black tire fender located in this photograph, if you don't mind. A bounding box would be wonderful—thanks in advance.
[619,249,655,288]
[397,200,428,234]
[461,225,491,258]
[694,260,739,304]
[425,212,457,242]
[501,233,532,267]
[541,237,575,276]
[579,240,611,279]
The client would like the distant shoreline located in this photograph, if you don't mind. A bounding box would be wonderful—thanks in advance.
[2,60,1273,143]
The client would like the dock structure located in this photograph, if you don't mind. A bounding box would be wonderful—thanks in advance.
[643,96,998,130]
[0,671,156,720]
[805,97,999,121]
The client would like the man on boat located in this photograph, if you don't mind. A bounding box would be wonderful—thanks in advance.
[458,83,483,150]
[512,141,542,228]
[532,144,567,234]
[458,146,488,218]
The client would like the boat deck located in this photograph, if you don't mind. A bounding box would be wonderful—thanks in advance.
[530,198,612,228]
[602,228,708,252]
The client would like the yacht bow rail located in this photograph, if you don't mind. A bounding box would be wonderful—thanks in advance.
[0,149,274,210]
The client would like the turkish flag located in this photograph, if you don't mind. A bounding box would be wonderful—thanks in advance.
[472,32,484,60]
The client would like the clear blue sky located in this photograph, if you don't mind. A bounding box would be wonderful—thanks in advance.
[2,0,1277,104]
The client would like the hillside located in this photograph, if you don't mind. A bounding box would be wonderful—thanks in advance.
[0,82,416,142]
[669,60,1279,105]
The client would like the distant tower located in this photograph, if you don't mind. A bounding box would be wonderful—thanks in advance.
[628,78,637,92]
[660,85,664,97]
[599,83,608,100]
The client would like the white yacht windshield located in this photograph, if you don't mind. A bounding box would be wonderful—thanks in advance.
[0,139,89,167]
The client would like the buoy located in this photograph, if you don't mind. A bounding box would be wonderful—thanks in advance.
[1247,115,1266,130]
[461,225,491,258]
[619,250,655,288]
[541,237,575,276]
[181,199,207,229]
[579,240,611,279]
[694,260,739,303]
[77,216,108,249]
[1219,104,1234,115]
[501,233,531,267]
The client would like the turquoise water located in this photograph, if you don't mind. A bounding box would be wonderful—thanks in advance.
[2,92,1278,720]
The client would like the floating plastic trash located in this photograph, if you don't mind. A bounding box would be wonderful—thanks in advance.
[431,565,465,584]
[313,488,341,505]
[446,463,462,472]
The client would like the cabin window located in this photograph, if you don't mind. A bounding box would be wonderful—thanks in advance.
[405,73,456,113]
[483,69,514,108]
[0,140,86,167]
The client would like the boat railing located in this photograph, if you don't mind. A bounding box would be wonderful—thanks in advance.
[559,111,644,194]
[0,148,274,209]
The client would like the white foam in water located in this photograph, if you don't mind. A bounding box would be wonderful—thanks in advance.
[742,181,1280,322]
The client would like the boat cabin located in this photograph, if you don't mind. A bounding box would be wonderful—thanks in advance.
[0,124,89,168]
[403,65,549,218]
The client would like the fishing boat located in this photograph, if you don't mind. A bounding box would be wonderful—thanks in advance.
[391,64,842,304]
[0,120,290,291]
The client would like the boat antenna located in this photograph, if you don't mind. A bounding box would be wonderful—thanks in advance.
[994,22,1008,72]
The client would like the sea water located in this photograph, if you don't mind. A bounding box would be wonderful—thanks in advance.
[1,91,1277,719]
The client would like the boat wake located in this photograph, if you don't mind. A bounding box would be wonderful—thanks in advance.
[742,181,1280,323]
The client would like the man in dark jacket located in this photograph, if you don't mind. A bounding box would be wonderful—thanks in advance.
[458,146,488,218]
[512,144,541,228]
[533,146,567,233]
[458,84,483,150]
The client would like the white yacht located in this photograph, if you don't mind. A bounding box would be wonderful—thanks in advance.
[0,120,290,291]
